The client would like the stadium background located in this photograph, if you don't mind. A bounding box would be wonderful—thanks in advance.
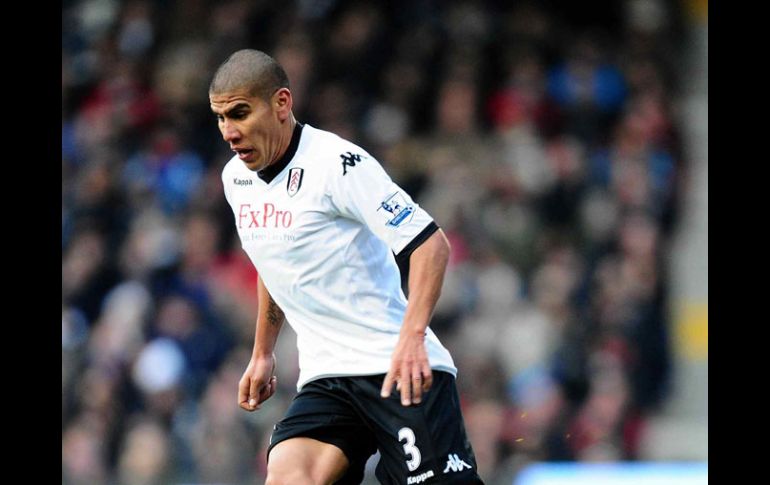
[61,0,708,483]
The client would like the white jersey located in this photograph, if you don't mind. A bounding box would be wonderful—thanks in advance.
[222,123,456,390]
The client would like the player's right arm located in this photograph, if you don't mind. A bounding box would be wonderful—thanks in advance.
[238,275,285,411]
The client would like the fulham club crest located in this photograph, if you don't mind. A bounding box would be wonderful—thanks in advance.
[287,167,304,197]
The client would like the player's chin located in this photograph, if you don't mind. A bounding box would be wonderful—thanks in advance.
[240,153,261,170]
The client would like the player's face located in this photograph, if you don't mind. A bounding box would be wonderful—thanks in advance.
[210,89,284,172]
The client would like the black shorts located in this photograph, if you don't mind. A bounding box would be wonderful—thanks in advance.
[267,371,484,485]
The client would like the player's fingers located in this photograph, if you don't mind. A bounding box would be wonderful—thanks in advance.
[400,363,412,406]
[259,376,272,399]
[248,377,262,410]
[381,370,396,398]
[412,365,423,404]
[422,364,433,392]
[260,375,277,403]
[238,377,248,402]
[238,376,251,410]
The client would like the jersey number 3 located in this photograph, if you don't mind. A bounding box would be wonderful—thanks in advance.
[398,427,422,471]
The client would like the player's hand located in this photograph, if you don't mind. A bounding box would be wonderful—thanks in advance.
[380,331,433,406]
[238,353,277,411]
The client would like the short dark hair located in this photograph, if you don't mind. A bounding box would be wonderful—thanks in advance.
[209,49,289,101]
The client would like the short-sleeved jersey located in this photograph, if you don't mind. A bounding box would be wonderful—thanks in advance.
[222,123,456,390]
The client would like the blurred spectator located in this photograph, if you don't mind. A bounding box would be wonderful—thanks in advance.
[116,417,173,485]
[148,294,233,397]
[63,227,122,324]
[547,32,627,143]
[188,357,262,483]
[63,413,110,485]
[122,126,205,215]
[131,338,187,418]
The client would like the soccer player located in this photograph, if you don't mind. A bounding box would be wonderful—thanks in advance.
[210,49,483,485]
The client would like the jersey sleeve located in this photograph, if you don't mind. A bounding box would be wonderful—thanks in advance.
[326,149,435,255]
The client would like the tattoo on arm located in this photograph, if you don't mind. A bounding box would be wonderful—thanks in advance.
[266,295,284,327]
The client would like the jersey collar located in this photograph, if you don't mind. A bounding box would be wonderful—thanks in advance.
[257,122,304,184]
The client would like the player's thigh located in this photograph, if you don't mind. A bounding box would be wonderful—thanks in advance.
[266,436,349,485]
[267,378,378,484]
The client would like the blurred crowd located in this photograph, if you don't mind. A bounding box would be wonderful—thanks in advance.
[62,0,690,484]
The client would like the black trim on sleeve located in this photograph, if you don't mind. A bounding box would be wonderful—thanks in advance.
[394,221,440,296]
[257,122,304,184]
[395,221,439,263]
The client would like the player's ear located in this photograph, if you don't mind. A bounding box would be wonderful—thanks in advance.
[273,87,293,121]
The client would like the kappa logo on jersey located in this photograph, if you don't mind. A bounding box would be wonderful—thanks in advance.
[340,151,366,175]
[377,192,414,227]
[287,167,304,197]
[443,454,472,474]
[234,177,253,186]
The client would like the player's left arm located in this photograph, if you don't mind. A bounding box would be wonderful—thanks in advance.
[381,228,451,406]
[325,148,450,405]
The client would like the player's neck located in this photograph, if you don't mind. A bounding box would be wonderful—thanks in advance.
[258,117,302,183]
[272,116,297,165]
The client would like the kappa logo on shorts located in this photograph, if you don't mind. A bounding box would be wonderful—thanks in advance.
[287,167,304,197]
[406,469,434,484]
[443,453,472,474]
[377,192,414,227]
